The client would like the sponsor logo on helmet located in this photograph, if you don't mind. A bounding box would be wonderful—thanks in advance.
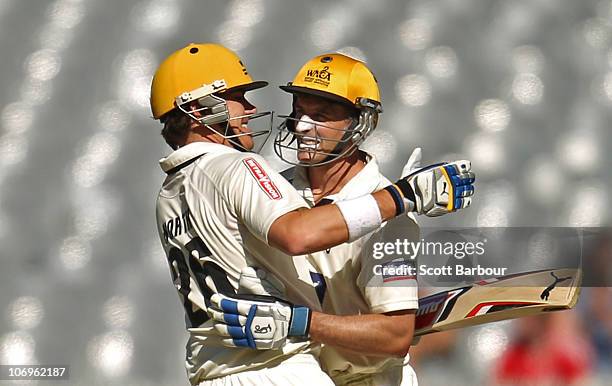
[243,158,283,200]
[304,66,332,87]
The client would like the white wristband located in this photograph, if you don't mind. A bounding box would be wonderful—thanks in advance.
[335,194,383,242]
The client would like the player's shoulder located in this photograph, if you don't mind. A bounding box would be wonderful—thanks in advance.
[193,151,282,188]
[208,149,267,166]
[193,147,253,174]
[209,152,277,179]
[232,152,269,168]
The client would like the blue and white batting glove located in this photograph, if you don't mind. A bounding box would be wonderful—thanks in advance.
[207,292,311,350]
[385,151,475,217]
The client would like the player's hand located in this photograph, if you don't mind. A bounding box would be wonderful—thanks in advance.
[206,291,311,350]
[389,157,475,217]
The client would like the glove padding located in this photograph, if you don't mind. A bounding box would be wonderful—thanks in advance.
[394,151,475,217]
[207,291,310,350]
[206,267,309,350]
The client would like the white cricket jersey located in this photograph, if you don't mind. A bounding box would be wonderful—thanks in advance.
[155,142,323,384]
[291,152,420,385]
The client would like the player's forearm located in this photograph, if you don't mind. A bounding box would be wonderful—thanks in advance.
[269,191,398,255]
[308,311,415,358]
[268,205,348,255]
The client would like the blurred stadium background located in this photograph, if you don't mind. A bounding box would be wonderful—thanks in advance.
[0,0,610,384]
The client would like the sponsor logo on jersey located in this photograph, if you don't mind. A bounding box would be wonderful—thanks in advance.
[243,158,283,200]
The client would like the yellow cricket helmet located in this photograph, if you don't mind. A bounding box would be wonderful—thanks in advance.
[150,43,267,119]
[274,53,383,167]
[279,53,382,112]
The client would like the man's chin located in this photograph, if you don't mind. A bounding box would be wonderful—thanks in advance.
[239,138,254,151]
[234,131,254,150]
[229,125,254,150]
[297,151,323,164]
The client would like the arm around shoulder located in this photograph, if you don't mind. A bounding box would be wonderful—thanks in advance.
[268,189,399,255]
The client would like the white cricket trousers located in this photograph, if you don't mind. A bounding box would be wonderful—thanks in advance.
[197,353,335,386]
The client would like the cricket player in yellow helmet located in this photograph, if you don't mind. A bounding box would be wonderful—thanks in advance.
[206,53,477,386]
[151,43,271,152]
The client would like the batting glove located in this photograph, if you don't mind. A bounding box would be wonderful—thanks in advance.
[385,152,475,217]
[207,291,311,350]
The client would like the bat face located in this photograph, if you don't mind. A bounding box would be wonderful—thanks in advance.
[413,268,582,338]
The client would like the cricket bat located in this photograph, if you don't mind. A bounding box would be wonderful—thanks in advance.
[413,268,582,338]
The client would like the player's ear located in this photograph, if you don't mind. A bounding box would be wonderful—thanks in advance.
[186,100,203,118]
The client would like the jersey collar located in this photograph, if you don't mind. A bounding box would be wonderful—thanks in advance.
[159,142,237,173]
[293,151,383,206]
